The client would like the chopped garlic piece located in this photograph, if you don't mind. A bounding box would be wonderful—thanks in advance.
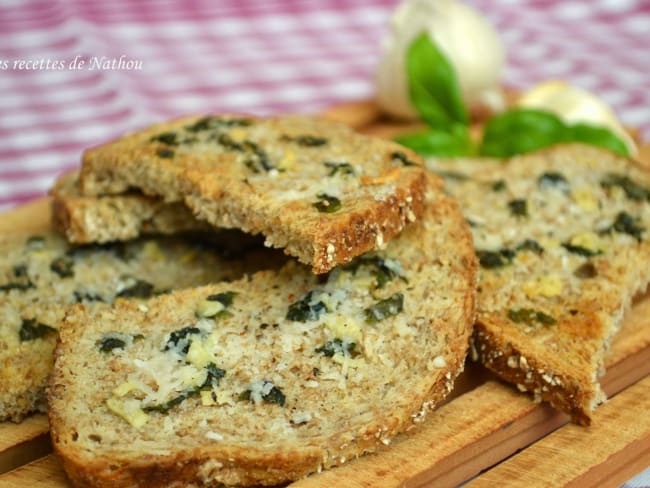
[277,148,296,170]
[187,335,216,369]
[200,390,217,406]
[325,314,363,342]
[571,188,599,212]
[106,397,149,428]
[142,241,164,261]
[229,128,248,142]
[196,299,225,318]
[569,232,605,254]
[113,381,139,397]
[523,275,563,298]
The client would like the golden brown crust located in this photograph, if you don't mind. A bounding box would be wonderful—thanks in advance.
[48,181,477,487]
[430,143,650,424]
[78,114,427,273]
[0,231,270,423]
[472,321,592,425]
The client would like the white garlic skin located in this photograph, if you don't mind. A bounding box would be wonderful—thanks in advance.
[376,0,506,120]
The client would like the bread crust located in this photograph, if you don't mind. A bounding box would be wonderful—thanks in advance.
[430,143,650,424]
[0,232,273,422]
[79,115,427,273]
[49,180,477,487]
[50,172,208,243]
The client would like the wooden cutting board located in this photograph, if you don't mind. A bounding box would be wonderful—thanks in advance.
[1,100,649,487]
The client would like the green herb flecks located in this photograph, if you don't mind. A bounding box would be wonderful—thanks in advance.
[434,170,470,181]
[98,337,125,352]
[561,242,603,257]
[242,141,274,173]
[212,133,245,152]
[315,338,356,358]
[600,173,650,202]
[286,291,328,322]
[574,262,598,279]
[150,132,178,146]
[207,291,237,307]
[476,248,515,269]
[604,211,645,241]
[116,277,154,298]
[492,179,507,192]
[538,171,569,189]
[26,236,45,251]
[313,193,341,213]
[50,256,74,278]
[19,319,57,341]
[324,161,355,176]
[186,116,252,132]
[143,362,225,414]
[391,150,420,167]
[516,239,544,255]
[238,381,286,406]
[0,264,35,292]
[507,308,556,326]
[164,326,201,354]
[508,199,528,218]
[201,363,226,389]
[364,293,404,324]
[282,135,328,147]
[97,333,144,353]
[143,391,194,414]
[197,291,238,319]
[344,255,407,289]
[157,148,175,159]
[73,290,104,303]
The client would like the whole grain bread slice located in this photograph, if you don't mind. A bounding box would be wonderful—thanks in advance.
[0,231,280,423]
[51,172,208,243]
[79,114,427,273]
[48,178,477,487]
[428,143,650,424]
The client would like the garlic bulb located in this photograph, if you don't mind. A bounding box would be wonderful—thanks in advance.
[517,80,637,155]
[376,0,506,120]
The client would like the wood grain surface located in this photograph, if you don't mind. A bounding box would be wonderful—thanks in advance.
[0,100,648,487]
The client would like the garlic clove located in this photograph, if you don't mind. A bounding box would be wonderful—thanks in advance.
[517,80,637,155]
[376,0,506,120]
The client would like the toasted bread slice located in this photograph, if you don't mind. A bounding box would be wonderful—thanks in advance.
[79,115,427,273]
[51,172,208,243]
[0,232,279,422]
[428,144,650,424]
[49,180,477,487]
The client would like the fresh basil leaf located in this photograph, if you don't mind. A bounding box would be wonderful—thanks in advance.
[570,123,630,157]
[394,125,474,157]
[480,109,568,158]
[407,33,468,128]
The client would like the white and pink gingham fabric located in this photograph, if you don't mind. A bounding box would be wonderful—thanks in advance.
[1,0,649,211]
[0,1,649,484]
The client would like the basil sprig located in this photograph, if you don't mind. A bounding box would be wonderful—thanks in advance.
[406,33,468,128]
[399,34,474,157]
[480,109,630,158]
[480,109,567,157]
[395,126,474,157]
[399,34,630,159]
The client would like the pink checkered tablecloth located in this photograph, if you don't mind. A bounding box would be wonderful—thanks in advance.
[0,0,649,485]
[1,0,649,212]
